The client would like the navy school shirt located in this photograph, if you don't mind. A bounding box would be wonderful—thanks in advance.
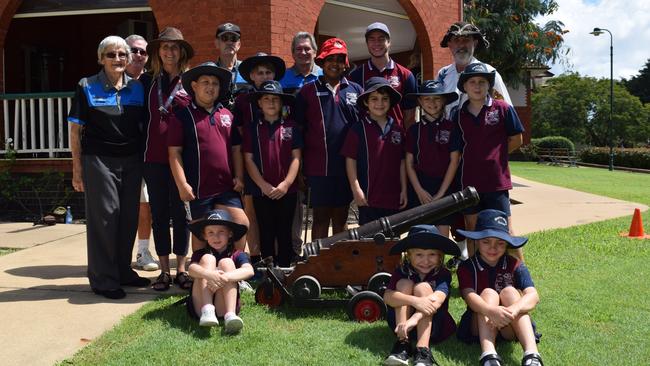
[191,245,251,267]
[386,263,453,312]
[457,253,534,295]
[340,115,405,210]
[292,76,363,177]
[406,115,461,180]
[67,70,144,156]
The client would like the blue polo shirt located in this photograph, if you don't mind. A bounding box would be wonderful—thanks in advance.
[293,76,362,177]
[340,115,405,210]
[216,59,247,94]
[406,115,460,179]
[280,64,322,95]
[457,253,534,295]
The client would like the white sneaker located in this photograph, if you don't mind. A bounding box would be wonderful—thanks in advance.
[238,280,254,293]
[224,315,243,334]
[199,306,219,327]
[136,249,159,271]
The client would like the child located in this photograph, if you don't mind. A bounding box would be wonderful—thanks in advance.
[341,77,407,225]
[383,225,460,366]
[187,209,253,333]
[451,63,524,260]
[404,79,461,238]
[456,209,543,366]
[243,80,302,267]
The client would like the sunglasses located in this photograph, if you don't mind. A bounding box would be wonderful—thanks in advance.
[220,34,240,42]
[105,51,128,59]
[130,47,147,56]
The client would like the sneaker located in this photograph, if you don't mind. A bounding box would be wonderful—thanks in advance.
[521,353,544,366]
[224,315,244,334]
[413,347,438,366]
[239,280,254,293]
[480,353,504,366]
[383,340,410,366]
[136,249,159,271]
[199,306,219,327]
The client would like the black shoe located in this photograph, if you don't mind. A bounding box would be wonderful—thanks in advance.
[383,340,410,365]
[479,353,504,366]
[413,347,438,366]
[521,353,544,366]
[92,288,126,299]
[121,275,151,287]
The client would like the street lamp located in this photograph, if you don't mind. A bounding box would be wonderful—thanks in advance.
[589,27,614,171]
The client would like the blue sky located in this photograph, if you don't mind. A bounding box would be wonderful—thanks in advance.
[535,0,650,80]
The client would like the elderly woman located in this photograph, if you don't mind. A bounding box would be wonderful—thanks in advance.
[139,27,193,291]
[68,35,149,299]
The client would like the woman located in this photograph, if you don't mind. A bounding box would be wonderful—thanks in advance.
[68,35,148,299]
[140,27,193,291]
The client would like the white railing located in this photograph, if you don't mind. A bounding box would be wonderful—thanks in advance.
[1,92,74,158]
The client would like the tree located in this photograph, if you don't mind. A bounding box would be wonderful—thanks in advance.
[532,73,650,147]
[464,0,568,86]
[622,59,650,104]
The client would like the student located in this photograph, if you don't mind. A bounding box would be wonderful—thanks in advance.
[451,63,524,259]
[383,225,460,366]
[243,80,302,267]
[404,80,460,237]
[341,77,407,225]
[187,209,253,333]
[456,209,543,366]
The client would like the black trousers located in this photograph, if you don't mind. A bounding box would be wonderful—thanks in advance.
[253,193,297,267]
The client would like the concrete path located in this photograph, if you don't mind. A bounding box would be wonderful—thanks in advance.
[0,176,646,365]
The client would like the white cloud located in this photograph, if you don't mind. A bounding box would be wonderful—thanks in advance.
[536,0,650,80]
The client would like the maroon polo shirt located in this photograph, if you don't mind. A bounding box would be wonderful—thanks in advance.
[340,115,405,210]
[242,118,303,197]
[233,90,260,129]
[406,115,460,179]
[167,102,240,199]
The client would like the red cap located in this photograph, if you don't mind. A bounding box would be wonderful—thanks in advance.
[316,38,349,67]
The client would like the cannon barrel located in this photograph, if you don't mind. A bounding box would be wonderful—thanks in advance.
[303,186,479,257]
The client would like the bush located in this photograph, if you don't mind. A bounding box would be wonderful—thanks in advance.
[531,136,576,151]
[579,147,650,169]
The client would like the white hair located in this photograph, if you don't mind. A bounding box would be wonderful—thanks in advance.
[97,35,131,65]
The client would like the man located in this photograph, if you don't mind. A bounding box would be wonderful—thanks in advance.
[437,21,512,113]
[214,22,247,107]
[349,22,417,129]
[280,32,323,95]
[125,34,148,78]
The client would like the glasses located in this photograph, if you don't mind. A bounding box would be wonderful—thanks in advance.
[219,34,240,43]
[104,51,128,59]
[130,47,147,56]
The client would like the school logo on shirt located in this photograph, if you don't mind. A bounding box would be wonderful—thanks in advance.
[485,109,500,126]
[345,92,358,106]
[436,130,451,144]
[390,131,402,145]
[388,76,400,88]
[494,272,514,293]
[220,114,232,127]
[280,126,293,141]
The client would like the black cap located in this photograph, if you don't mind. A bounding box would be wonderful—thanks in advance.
[216,22,241,38]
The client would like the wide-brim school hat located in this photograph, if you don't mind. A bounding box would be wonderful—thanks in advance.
[238,52,286,85]
[251,80,295,106]
[405,79,459,105]
[188,209,248,242]
[315,37,350,68]
[358,77,402,111]
[389,225,460,256]
[457,62,496,93]
[457,209,528,248]
[182,62,232,101]
[440,21,489,50]
[146,27,195,60]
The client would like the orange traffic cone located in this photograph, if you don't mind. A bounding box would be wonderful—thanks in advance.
[620,208,650,239]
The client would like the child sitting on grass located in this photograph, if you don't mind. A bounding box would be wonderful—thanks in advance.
[456,209,543,366]
[187,209,253,333]
[382,225,461,366]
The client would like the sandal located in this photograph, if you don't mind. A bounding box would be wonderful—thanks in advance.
[152,272,172,291]
[174,271,193,290]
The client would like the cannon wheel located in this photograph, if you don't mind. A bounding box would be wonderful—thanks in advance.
[291,275,321,299]
[347,291,386,322]
[255,280,284,307]
[367,272,391,296]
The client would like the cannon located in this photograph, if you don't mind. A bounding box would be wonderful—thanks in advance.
[254,186,479,322]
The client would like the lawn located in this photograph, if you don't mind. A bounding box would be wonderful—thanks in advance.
[61,163,650,365]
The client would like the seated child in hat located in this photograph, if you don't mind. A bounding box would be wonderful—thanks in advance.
[187,209,253,333]
[450,62,524,260]
[383,224,460,366]
[456,209,542,366]
[404,80,461,238]
[341,77,407,225]
[242,80,302,267]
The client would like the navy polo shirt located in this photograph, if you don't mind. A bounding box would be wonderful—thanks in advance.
[242,118,303,197]
[167,102,241,200]
[457,253,534,295]
[233,90,261,129]
[279,64,322,95]
[67,70,144,156]
[451,98,524,192]
[406,115,460,179]
[191,246,250,267]
[387,263,451,296]
[340,116,405,210]
[140,72,192,163]
[293,76,362,177]
[349,59,417,126]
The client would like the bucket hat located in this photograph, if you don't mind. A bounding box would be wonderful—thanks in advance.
[390,225,460,256]
[239,52,286,85]
[405,79,458,104]
[457,209,528,248]
[457,62,496,93]
[188,209,247,242]
[182,62,232,101]
[358,77,402,110]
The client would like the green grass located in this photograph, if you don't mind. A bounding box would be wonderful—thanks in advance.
[0,247,19,256]
[61,163,650,365]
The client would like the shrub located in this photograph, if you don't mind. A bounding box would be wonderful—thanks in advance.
[531,136,576,151]
[579,147,650,169]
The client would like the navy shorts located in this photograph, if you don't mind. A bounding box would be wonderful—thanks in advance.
[306,176,352,208]
[462,190,511,216]
[407,173,459,225]
[190,191,243,219]
[456,308,541,344]
[386,306,457,344]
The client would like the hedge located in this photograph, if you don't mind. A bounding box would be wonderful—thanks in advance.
[520,136,576,161]
[579,147,650,170]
